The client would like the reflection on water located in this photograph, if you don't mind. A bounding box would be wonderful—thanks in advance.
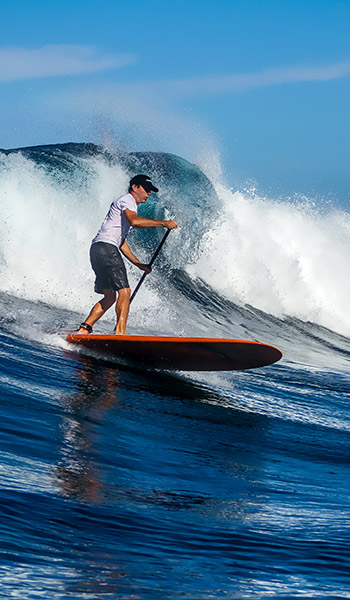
[55,352,269,516]
[56,356,120,503]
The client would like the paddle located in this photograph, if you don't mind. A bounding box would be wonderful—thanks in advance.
[130,228,171,304]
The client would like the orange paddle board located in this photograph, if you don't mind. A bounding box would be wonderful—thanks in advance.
[66,334,282,371]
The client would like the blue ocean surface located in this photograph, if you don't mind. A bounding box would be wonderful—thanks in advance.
[0,144,350,599]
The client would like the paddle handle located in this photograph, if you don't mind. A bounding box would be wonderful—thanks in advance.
[130,229,171,304]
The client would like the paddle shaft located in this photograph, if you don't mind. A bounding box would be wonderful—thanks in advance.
[130,229,171,304]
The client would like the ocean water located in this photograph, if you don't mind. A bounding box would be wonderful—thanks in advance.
[0,143,349,599]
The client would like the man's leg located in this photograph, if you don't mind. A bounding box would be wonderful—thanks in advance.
[115,287,131,334]
[78,290,117,333]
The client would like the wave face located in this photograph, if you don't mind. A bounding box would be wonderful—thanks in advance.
[0,142,349,370]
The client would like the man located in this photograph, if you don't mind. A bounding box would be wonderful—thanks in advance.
[78,174,177,335]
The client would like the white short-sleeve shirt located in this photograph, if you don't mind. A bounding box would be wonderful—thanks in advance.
[91,193,137,248]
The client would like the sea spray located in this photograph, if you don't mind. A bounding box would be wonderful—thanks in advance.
[187,181,350,336]
[0,150,129,311]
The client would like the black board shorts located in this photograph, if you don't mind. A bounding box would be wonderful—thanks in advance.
[90,242,129,293]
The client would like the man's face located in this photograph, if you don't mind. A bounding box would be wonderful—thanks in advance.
[132,184,152,204]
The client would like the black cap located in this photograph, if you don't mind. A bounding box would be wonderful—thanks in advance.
[129,174,159,193]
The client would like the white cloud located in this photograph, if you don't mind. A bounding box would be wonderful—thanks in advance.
[165,62,350,96]
[0,45,136,82]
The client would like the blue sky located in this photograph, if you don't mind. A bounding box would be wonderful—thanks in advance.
[1,0,350,203]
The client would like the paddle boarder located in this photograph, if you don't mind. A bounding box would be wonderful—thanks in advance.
[78,174,177,335]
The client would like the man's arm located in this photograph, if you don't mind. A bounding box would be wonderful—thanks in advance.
[123,209,177,230]
[120,240,152,273]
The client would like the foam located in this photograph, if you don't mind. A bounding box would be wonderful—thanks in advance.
[187,182,350,336]
[0,152,128,312]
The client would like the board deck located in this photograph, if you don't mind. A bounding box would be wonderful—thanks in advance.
[66,334,282,371]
